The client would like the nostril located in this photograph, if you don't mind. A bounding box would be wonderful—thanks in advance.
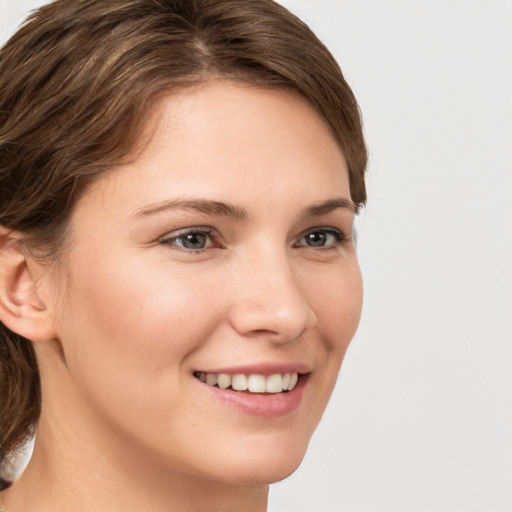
[228,298,314,342]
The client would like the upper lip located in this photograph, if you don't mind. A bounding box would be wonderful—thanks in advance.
[194,362,311,376]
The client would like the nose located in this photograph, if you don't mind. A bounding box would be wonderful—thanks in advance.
[228,248,317,343]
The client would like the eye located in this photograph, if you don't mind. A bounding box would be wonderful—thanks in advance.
[160,227,217,251]
[295,228,345,248]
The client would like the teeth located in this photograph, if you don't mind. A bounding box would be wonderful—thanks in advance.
[248,374,266,393]
[198,372,300,393]
[217,373,231,389]
[206,373,218,386]
[288,372,298,390]
[232,374,248,391]
[265,374,282,393]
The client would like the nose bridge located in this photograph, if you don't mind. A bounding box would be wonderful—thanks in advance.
[229,241,315,341]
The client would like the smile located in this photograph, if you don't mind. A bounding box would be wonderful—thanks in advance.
[193,371,299,393]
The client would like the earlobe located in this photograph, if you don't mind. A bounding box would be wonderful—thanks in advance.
[0,227,56,342]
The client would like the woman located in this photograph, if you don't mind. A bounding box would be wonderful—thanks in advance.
[0,0,367,510]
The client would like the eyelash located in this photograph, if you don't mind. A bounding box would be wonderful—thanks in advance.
[159,226,348,253]
[294,227,347,249]
[160,227,218,253]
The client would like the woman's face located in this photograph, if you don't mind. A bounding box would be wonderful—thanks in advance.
[45,82,363,485]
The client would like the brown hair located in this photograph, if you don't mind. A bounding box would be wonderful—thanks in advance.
[0,0,367,478]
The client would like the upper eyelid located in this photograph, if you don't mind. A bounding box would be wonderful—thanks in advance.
[160,226,215,240]
[159,227,220,253]
[299,226,347,238]
[293,227,349,250]
[158,225,349,246]
[158,227,218,249]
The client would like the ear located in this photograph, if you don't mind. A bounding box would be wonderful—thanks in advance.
[0,227,57,342]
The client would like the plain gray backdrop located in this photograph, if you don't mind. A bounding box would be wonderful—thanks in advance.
[1,1,511,511]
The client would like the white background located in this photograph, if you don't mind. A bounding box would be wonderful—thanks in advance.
[1,1,511,511]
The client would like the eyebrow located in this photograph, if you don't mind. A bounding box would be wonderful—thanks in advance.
[133,196,356,221]
[134,198,249,220]
[303,198,357,217]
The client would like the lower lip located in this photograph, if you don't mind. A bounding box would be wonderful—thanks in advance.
[197,375,308,418]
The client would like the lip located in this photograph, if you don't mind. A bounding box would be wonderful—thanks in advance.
[193,364,310,419]
[196,362,311,376]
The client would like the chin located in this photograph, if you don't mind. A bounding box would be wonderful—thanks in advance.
[210,437,310,486]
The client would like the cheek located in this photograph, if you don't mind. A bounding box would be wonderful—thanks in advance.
[58,252,225,390]
[310,259,363,350]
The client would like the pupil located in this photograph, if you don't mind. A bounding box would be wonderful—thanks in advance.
[307,232,326,246]
[183,233,206,249]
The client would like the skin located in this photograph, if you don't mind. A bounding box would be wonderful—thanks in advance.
[0,82,363,512]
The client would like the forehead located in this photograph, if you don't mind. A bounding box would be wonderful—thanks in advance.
[76,81,350,220]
